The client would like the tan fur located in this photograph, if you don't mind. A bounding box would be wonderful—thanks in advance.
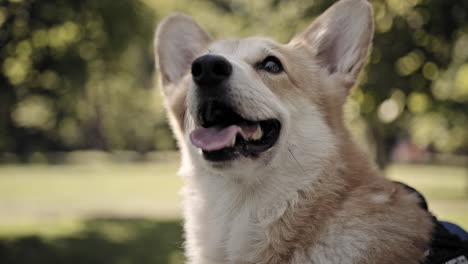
[154,0,433,263]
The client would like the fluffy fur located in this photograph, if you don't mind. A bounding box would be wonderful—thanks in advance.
[154,0,433,263]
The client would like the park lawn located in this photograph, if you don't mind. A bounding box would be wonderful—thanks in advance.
[0,161,466,264]
[0,161,466,237]
[386,163,468,228]
[0,161,182,237]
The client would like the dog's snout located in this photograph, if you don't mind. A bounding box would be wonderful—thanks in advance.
[191,55,232,86]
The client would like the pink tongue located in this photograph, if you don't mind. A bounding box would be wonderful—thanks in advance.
[190,124,258,151]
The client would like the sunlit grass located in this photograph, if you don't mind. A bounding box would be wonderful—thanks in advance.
[386,163,468,228]
[386,163,468,199]
[0,160,467,238]
[0,161,182,237]
[0,217,85,238]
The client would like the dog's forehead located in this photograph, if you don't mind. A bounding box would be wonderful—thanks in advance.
[209,37,281,63]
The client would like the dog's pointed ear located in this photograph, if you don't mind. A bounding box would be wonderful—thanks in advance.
[292,0,374,89]
[154,13,212,93]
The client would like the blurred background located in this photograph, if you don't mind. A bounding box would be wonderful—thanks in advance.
[0,0,467,263]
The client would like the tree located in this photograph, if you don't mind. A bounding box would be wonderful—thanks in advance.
[2,0,467,166]
[0,0,174,161]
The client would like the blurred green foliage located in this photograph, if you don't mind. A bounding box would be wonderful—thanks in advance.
[1,0,468,166]
[0,0,173,160]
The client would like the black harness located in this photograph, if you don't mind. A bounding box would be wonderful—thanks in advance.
[425,220,468,264]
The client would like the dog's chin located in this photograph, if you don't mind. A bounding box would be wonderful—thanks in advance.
[202,148,278,174]
[189,100,282,165]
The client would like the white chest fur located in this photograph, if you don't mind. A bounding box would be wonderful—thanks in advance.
[182,167,307,264]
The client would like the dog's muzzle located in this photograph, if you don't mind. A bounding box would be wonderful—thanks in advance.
[189,100,281,162]
[189,55,281,162]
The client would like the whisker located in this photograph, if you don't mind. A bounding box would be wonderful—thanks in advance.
[288,144,307,177]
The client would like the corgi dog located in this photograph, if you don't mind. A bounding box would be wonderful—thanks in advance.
[154,0,433,263]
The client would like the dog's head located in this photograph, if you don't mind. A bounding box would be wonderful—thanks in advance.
[155,0,373,179]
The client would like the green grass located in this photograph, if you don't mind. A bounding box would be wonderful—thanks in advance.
[0,218,185,264]
[0,160,185,264]
[0,161,182,237]
[0,160,467,263]
[386,163,468,229]
[386,163,468,200]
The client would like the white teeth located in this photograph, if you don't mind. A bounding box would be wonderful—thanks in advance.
[251,126,263,140]
[230,135,236,146]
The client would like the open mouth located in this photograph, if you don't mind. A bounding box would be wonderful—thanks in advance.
[189,101,281,162]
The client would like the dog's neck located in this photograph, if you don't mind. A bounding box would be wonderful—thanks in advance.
[180,126,379,263]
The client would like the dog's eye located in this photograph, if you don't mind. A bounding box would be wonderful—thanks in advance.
[258,56,283,74]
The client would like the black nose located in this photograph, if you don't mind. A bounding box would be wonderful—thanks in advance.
[191,55,232,86]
